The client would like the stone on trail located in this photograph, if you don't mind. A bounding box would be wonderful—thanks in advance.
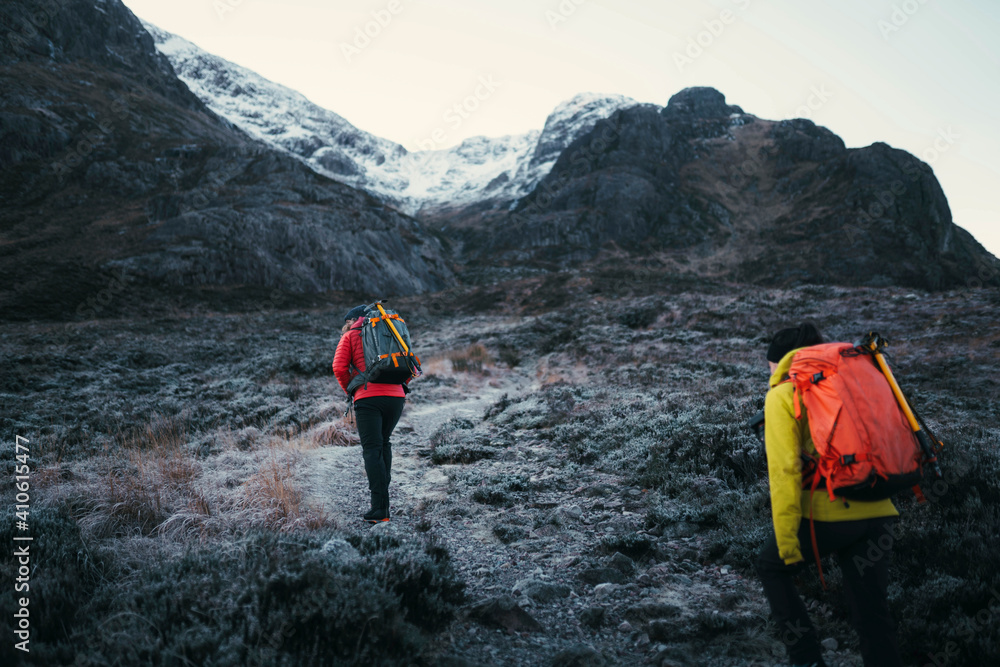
[468,595,543,633]
[577,606,606,629]
[512,578,571,603]
[578,566,628,586]
[557,505,584,522]
[550,643,609,667]
[607,551,636,575]
[593,583,619,599]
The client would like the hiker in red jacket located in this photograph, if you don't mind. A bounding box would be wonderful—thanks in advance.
[757,323,903,667]
[333,304,407,523]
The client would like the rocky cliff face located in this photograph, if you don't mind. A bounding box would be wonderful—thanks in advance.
[0,0,453,320]
[474,87,996,290]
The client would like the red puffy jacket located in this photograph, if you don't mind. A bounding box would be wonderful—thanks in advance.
[332,318,407,400]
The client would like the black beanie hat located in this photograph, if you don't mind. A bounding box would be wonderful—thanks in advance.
[344,304,368,322]
[766,323,824,363]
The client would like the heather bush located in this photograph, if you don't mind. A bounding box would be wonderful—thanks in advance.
[471,473,529,507]
[429,417,500,464]
[493,523,529,544]
[496,344,522,368]
[618,307,658,329]
[600,532,654,560]
[885,424,1000,665]
[75,529,464,666]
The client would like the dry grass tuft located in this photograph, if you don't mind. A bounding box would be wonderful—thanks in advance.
[238,448,332,531]
[76,414,203,538]
[307,419,358,447]
[448,344,492,374]
[33,463,66,489]
[255,456,302,519]
[115,413,188,452]
[87,459,167,537]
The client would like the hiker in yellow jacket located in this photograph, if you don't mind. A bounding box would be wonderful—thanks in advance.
[757,323,903,667]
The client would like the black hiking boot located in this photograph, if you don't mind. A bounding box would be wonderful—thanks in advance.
[363,506,389,523]
[363,491,389,523]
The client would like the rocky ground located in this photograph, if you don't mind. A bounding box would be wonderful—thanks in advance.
[299,359,855,667]
[2,275,998,666]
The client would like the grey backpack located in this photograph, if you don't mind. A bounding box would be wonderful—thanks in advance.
[345,301,421,396]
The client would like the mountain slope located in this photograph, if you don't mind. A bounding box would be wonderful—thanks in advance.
[143,24,636,219]
[0,0,453,320]
[474,87,997,290]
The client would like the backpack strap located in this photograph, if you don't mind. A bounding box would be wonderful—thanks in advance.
[778,377,805,419]
[808,473,828,591]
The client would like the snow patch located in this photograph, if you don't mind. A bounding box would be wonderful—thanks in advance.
[145,20,639,217]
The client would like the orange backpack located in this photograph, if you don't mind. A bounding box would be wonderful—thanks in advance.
[785,342,925,501]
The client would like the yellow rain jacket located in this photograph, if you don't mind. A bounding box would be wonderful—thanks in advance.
[765,348,899,565]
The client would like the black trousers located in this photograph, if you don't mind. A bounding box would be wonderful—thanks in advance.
[757,517,903,667]
[354,395,404,510]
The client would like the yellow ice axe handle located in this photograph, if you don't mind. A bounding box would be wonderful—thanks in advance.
[871,351,922,433]
[375,302,409,355]
[870,348,943,478]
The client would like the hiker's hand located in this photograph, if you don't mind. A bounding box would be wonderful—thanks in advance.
[785,558,808,575]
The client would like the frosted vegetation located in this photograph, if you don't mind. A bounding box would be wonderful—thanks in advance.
[1,276,998,665]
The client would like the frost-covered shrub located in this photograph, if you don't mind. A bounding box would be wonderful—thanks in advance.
[77,530,464,666]
[471,473,529,507]
[493,523,528,544]
[618,307,658,329]
[370,536,466,631]
[429,418,500,464]
[885,425,1000,665]
[600,532,654,559]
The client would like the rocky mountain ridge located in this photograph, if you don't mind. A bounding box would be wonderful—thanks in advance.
[0,0,454,320]
[469,87,997,290]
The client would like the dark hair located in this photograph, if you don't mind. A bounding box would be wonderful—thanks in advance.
[766,322,824,362]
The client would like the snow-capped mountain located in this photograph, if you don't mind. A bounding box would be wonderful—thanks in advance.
[145,22,637,218]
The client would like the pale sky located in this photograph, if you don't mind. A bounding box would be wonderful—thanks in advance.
[121,0,999,258]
